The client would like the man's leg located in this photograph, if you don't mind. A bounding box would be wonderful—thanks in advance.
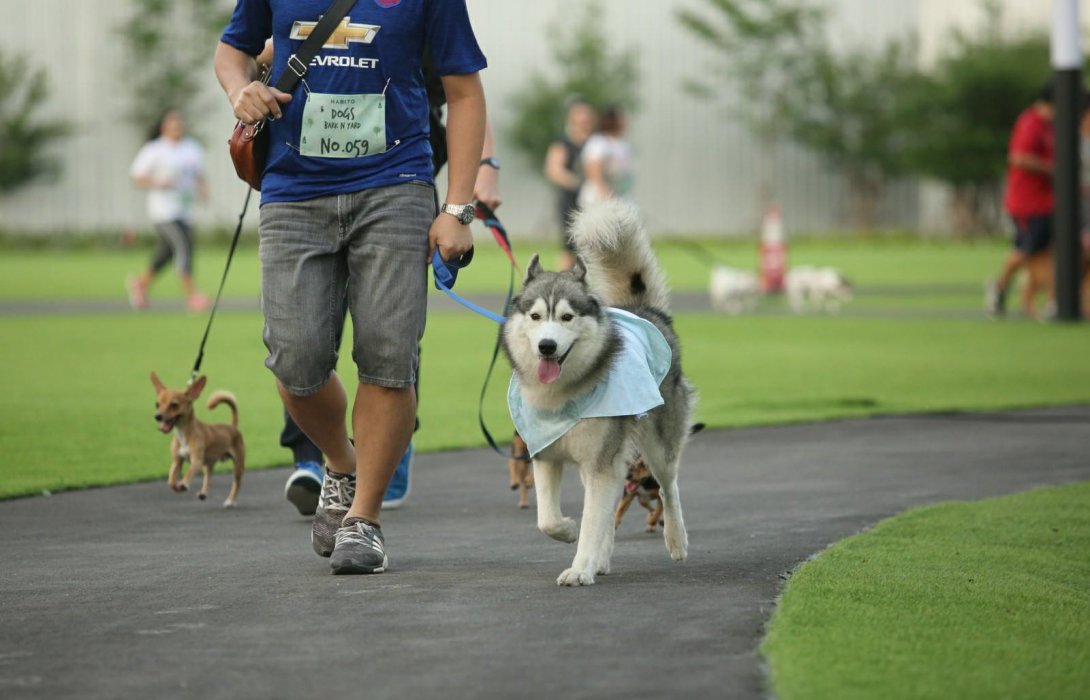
[988,218,1033,317]
[277,376,355,476]
[995,249,1027,293]
[347,384,416,524]
[328,182,432,574]
[282,408,329,516]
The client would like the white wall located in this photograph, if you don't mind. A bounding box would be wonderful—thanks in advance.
[3,0,1068,237]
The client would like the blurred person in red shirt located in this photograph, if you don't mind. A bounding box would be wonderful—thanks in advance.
[987,81,1055,317]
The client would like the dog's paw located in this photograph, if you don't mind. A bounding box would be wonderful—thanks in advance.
[556,568,595,586]
[197,493,207,501]
[222,499,237,509]
[540,517,578,543]
[645,525,658,533]
[665,533,688,561]
[170,483,187,493]
[596,561,611,576]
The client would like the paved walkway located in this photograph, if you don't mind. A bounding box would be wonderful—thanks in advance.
[0,283,985,320]
[2,407,1087,700]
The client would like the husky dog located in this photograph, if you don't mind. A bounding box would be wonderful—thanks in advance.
[502,200,696,586]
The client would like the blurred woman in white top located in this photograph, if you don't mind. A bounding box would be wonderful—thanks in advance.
[577,106,635,209]
[126,110,210,311]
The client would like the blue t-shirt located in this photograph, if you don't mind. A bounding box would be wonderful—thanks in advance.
[221,0,486,204]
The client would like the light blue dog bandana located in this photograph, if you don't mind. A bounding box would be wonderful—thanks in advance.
[508,308,673,457]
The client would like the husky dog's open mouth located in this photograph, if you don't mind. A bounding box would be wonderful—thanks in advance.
[537,343,575,384]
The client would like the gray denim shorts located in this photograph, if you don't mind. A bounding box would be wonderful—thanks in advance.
[259,181,436,395]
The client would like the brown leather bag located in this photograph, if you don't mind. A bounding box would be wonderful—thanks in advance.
[224,0,355,191]
[228,120,268,192]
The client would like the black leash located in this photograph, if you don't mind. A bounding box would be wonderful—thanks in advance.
[661,237,737,270]
[472,202,519,458]
[189,187,251,383]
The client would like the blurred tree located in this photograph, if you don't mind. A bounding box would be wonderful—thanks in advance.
[0,51,71,195]
[902,4,1050,235]
[117,0,232,135]
[677,0,923,230]
[787,39,928,230]
[507,1,640,169]
[676,0,825,210]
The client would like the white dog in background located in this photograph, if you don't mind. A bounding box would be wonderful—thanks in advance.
[785,266,853,314]
[709,265,760,315]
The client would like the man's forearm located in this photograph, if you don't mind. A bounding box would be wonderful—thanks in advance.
[214,41,260,103]
[442,74,486,204]
[1010,153,1052,177]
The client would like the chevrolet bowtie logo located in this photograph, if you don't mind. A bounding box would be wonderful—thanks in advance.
[290,16,380,49]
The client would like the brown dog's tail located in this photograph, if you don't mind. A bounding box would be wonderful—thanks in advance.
[207,391,239,429]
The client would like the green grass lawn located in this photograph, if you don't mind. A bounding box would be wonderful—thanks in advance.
[3,238,1088,696]
[0,237,1084,499]
[2,307,1087,499]
[0,236,1009,300]
[761,482,1090,700]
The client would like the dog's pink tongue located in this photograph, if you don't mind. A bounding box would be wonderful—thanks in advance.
[537,358,562,385]
[159,422,173,434]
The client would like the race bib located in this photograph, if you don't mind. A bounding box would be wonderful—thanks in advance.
[300,93,386,159]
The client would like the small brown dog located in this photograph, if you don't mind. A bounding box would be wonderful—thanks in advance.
[614,424,704,531]
[614,456,663,533]
[508,431,534,509]
[150,372,245,507]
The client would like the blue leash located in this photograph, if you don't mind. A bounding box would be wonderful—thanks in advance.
[431,248,506,324]
[429,206,518,458]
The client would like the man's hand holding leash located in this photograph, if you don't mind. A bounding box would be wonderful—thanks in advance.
[429,211,475,264]
[429,72,486,263]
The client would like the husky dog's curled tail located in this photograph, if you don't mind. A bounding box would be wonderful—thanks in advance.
[568,201,670,312]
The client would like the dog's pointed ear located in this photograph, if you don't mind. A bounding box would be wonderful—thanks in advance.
[186,375,207,399]
[524,254,543,284]
[150,371,165,392]
[570,256,587,282]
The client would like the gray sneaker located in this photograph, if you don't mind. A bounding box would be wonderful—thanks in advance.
[312,468,355,558]
[330,517,388,575]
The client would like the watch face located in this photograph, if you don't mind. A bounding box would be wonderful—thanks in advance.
[444,204,474,224]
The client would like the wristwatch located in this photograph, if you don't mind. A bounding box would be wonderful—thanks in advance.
[442,202,476,225]
[479,157,501,170]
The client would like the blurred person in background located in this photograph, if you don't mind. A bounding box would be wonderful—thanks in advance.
[126,111,210,312]
[987,82,1055,318]
[544,99,596,271]
[578,105,635,210]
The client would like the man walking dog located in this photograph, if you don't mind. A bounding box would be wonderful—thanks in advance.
[215,0,487,574]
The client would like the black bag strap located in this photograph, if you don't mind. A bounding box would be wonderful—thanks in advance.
[273,0,358,94]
